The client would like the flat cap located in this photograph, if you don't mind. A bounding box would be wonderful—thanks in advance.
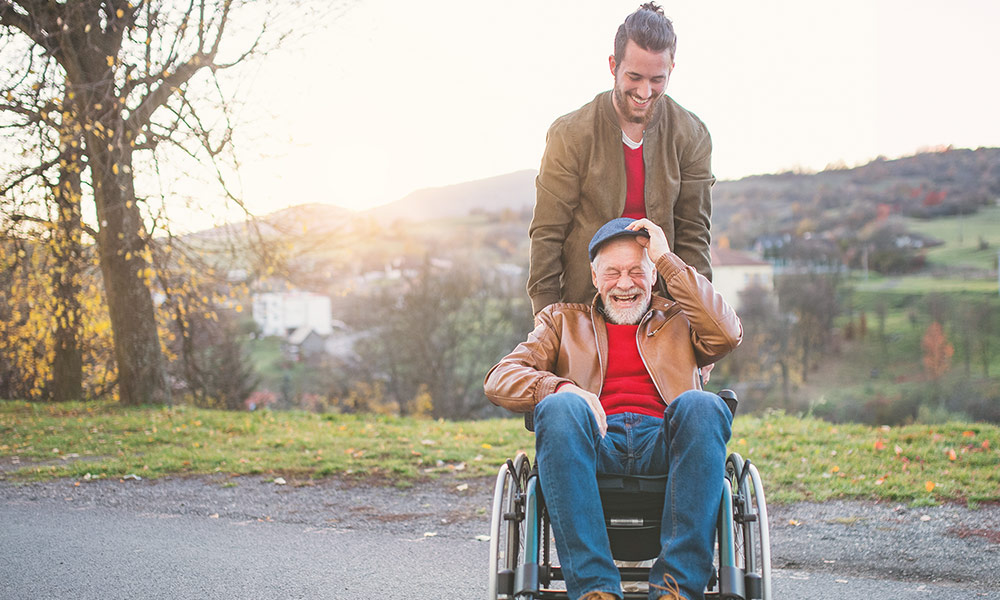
[588,217,650,261]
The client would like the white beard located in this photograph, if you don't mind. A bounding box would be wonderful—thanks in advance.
[601,287,651,325]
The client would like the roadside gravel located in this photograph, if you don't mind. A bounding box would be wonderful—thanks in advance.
[2,474,998,588]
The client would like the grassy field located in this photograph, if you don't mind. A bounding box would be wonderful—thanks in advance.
[2,399,997,506]
[906,204,1000,271]
[853,274,999,295]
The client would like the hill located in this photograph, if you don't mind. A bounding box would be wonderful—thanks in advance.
[364,169,537,222]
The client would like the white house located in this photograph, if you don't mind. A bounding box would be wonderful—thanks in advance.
[710,247,775,310]
[252,291,333,338]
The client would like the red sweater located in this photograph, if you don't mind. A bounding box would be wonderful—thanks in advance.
[621,143,646,219]
[601,323,664,417]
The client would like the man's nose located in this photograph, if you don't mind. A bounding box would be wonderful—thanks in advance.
[617,273,633,288]
[637,80,651,99]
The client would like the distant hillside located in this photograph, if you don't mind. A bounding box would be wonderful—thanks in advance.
[193,147,1000,265]
[364,169,536,221]
[183,203,353,244]
[357,148,999,230]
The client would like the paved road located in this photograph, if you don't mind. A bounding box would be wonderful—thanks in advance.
[2,500,996,599]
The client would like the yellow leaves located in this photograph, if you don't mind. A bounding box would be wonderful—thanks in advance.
[481,443,493,449]
[106,56,115,67]
[946,448,957,461]
[112,164,119,175]
[116,8,124,18]
[925,481,936,493]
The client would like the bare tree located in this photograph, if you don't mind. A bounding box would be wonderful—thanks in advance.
[0,1,302,404]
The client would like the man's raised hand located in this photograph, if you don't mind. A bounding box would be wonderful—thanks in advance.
[625,218,670,262]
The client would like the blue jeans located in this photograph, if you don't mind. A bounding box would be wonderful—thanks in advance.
[534,390,732,600]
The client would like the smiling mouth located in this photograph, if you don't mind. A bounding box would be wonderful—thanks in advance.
[628,94,651,107]
[612,293,640,304]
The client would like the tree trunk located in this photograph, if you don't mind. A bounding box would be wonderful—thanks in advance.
[49,115,84,402]
[87,129,170,406]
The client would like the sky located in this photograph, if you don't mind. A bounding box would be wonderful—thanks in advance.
[226,0,1000,218]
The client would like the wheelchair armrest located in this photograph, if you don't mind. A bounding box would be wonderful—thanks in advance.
[523,411,535,432]
[719,389,738,417]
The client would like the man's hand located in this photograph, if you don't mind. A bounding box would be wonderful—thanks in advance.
[701,362,715,384]
[556,383,607,437]
[625,218,670,262]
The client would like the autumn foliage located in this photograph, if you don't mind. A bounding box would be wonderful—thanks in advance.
[921,321,954,382]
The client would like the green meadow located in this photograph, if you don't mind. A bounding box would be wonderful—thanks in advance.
[2,400,997,506]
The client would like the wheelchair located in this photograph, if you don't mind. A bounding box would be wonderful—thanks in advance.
[488,390,772,600]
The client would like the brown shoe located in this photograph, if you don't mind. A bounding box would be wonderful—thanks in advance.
[580,592,619,600]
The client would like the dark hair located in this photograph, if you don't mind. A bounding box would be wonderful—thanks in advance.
[613,2,676,69]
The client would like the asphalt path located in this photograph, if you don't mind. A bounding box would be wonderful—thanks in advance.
[1,476,998,599]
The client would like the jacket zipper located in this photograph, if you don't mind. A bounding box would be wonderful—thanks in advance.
[592,313,606,396]
[646,304,682,337]
[637,304,684,402]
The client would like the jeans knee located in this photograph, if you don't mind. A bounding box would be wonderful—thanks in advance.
[667,390,732,435]
[535,391,591,427]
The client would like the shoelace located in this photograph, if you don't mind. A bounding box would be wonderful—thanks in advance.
[649,572,687,600]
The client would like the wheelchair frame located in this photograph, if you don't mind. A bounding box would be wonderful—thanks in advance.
[488,391,771,600]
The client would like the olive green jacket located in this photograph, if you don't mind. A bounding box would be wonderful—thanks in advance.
[527,91,715,315]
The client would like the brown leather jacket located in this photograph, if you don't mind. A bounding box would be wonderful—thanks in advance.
[485,252,741,413]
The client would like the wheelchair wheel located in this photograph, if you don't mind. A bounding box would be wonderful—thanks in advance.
[726,453,772,600]
[488,452,530,600]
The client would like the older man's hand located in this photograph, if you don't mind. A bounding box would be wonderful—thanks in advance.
[554,383,607,437]
[625,218,670,262]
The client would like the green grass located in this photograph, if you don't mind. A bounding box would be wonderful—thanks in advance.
[853,274,999,295]
[906,205,1000,271]
[2,400,998,506]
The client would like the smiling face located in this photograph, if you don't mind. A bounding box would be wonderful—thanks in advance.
[591,237,656,325]
[610,39,673,129]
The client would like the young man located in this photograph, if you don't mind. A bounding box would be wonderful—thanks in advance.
[527,3,715,317]
[486,218,742,600]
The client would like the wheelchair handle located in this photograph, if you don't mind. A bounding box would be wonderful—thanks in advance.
[719,388,738,417]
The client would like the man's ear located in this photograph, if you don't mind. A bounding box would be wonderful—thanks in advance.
[591,261,599,288]
[608,54,617,77]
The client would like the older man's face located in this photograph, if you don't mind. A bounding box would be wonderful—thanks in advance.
[591,238,656,325]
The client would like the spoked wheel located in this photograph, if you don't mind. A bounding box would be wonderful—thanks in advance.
[488,452,531,600]
[726,452,772,600]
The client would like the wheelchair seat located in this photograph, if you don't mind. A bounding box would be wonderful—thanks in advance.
[597,473,667,562]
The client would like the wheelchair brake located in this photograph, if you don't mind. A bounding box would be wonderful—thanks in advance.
[735,459,758,524]
[503,458,526,523]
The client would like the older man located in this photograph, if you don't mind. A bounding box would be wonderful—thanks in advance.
[485,218,742,600]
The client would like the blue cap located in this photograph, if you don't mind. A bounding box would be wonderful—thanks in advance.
[588,217,650,261]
